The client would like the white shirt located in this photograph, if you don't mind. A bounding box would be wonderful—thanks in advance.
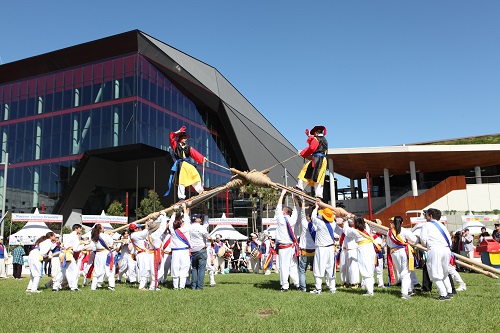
[419,220,452,250]
[91,232,114,251]
[169,213,192,249]
[311,207,336,247]
[386,228,416,249]
[190,216,209,252]
[275,204,298,244]
[147,215,168,250]
[64,231,84,253]
[130,229,148,252]
[298,207,316,250]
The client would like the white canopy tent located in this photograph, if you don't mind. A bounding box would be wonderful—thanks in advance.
[9,221,57,246]
[209,225,248,241]
[457,221,493,235]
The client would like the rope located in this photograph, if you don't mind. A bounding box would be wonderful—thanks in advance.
[266,153,300,171]
[205,160,231,171]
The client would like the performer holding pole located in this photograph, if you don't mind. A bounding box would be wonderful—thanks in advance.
[165,126,207,201]
[295,126,328,199]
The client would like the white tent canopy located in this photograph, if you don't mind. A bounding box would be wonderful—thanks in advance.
[457,221,493,235]
[9,221,56,245]
[209,225,248,241]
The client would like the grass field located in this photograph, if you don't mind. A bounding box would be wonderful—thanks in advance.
[0,269,499,333]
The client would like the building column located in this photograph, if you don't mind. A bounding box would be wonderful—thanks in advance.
[350,179,356,199]
[384,168,391,208]
[357,179,363,198]
[328,158,336,207]
[475,166,482,184]
[410,161,418,196]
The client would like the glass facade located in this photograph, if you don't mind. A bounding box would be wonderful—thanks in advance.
[0,54,232,214]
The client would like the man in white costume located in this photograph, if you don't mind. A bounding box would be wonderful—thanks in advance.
[310,202,338,294]
[129,222,149,290]
[89,224,116,291]
[275,189,300,292]
[419,208,453,301]
[146,212,168,290]
[61,224,85,291]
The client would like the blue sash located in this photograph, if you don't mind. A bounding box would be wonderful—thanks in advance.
[307,222,316,242]
[324,221,335,247]
[430,220,451,247]
[98,236,114,268]
[174,229,191,248]
[312,152,327,157]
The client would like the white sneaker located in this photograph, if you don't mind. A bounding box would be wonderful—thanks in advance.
[456,284,467,291]
[362,292,374,297]
[401,294,410,300]
[30,290,42,293]
[330,289,336,294]
[310,289,322,295]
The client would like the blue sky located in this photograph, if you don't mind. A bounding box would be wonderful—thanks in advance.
[1,1,499,187]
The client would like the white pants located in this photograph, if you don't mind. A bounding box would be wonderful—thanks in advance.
[51,257,62,289]
[91,251,115,290]
[0,258,6,277]
[278,246,299,290]
[127,256,138,283]
[27,251,44,291]
[178,182,203,200]
[215,256,225,274]
[427,248,452,297]
[313,246,336,291]
[296,180,324,199]
[171,249,190,289]
[62,260,80,290]
[136,252,150,289]
[391,248,412,295]
[250,257,260,274]
[159,253,172,283]
[118,253,129,280]
[340,248,360,285]
[358,244,375,294]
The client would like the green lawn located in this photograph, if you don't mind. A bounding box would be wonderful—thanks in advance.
[0,270,499,333]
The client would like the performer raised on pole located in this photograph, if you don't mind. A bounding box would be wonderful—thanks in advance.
[295,125,328,199]
[165,125,207,200]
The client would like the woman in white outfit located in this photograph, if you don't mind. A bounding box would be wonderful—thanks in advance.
[169,203,191,289]
[338,216,377,296]
[90,224,116,291]
[386,216,417,299]
[26,232,56,293]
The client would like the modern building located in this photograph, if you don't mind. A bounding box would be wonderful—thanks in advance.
[0,30,302,223]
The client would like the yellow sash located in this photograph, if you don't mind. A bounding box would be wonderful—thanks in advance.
[390,228,415,271]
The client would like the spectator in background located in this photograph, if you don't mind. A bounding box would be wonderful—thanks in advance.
[12,244,26,279]
[491,223,500,243]
[0,238,7,278]
[478,227,490,243]
[460,228,474,272]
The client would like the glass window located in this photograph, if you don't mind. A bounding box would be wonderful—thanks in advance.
[53,91,63,111]
[80,110,91,152]
[121,102,135,145]
[102,81,112,102]
[63,89,72,109]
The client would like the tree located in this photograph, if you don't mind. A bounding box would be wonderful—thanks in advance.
[107,200,125,216]
[136,190,164,219]
[1,215,25,244]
